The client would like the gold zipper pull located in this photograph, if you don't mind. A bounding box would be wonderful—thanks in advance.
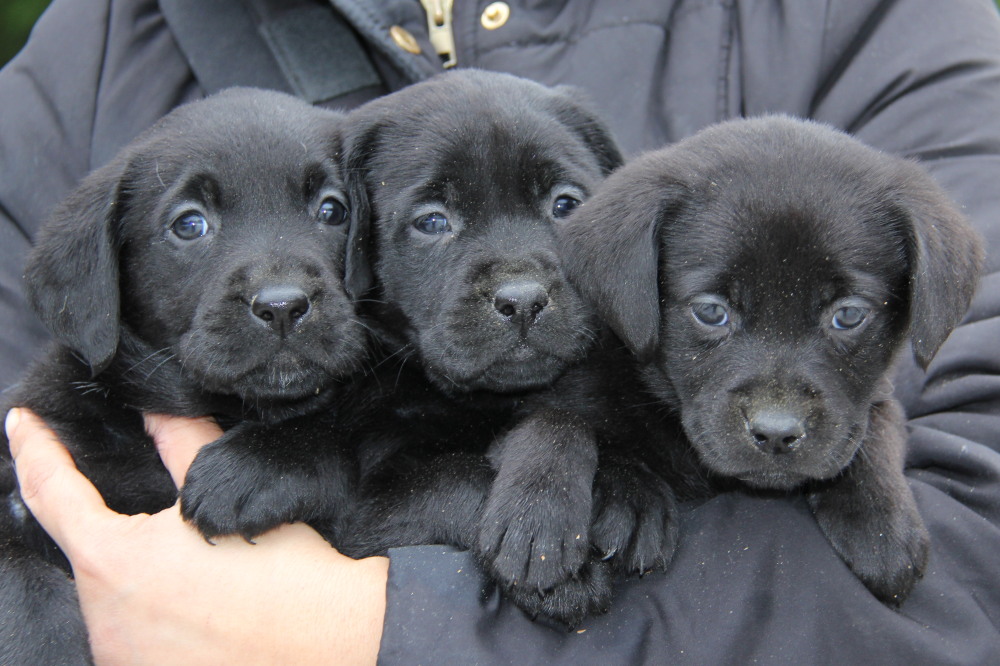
[419,0,457,68]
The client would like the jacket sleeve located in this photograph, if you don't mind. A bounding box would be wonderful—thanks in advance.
[377,0,1000,662]
[0,0,108,389]
[0,0,198,391]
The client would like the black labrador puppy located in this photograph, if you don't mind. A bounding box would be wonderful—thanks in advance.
[0,88,365,664]
[559,115,984,605]
[336,71,677,624]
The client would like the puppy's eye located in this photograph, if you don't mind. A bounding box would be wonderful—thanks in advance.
[691,301,729,327]
[413,212,451,235]
[831,306,868,330]
[317,197,349,225]
[171,212,209,240]
[552,195,582,219]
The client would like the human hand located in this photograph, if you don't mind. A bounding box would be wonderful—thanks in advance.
[5,408,387,665]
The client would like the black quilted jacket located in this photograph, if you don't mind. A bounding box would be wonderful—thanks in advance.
[1,0,999,662]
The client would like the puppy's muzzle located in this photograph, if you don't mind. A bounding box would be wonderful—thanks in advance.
[250,285,311,337]
[493,279,549,334]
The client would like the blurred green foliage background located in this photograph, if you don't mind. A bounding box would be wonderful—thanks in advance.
[2,1,1000,68]
[0,0,51,67]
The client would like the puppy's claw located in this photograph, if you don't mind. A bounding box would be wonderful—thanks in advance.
[503,559,614,627]
[590,461,679,576]
[478,521,590,592]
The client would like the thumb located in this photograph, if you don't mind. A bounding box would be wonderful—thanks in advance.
[144,413,222,487]
[5,408,113,557]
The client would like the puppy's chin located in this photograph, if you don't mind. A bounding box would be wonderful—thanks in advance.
[421,350,573,394]
[177,314,366,402]
[191,352,345,403]
[227,368,331,402]
[729,468,833,492]
[688,429,863,492]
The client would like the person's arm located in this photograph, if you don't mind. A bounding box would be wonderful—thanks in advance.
[5,409,386,665]
[0,0,103,387]
[0,0,199,390]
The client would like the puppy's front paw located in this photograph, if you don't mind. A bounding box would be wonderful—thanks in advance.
[591,460,679,575]
[810,488,930,606]
[180,440,315,541]
[503,559,613,628]
[476,478,592,592]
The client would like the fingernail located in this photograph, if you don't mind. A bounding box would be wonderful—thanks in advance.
[5,408,21,438]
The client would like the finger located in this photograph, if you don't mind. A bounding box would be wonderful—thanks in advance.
[5,408,112,555]
[144,413,222,487]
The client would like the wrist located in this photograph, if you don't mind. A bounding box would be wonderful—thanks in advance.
[274,530,388,664]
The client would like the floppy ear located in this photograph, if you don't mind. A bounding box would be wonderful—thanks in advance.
[24,159,126,374]
[892,160,984,368]
[340,122,383,301]
[549,86,624,175]
[559,150,687,359]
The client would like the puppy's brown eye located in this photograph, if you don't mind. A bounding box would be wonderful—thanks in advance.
[171,212,209,240]
[552,195,582,219]
[692,301,729,327]
[832,306,867,330]
[413,212,451,234]
[318,198,348,225]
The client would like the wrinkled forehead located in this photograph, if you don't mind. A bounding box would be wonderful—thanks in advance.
[373,106,599,196]
[155,120,336,174]
[125,124,344,212]
[664,195,909,308]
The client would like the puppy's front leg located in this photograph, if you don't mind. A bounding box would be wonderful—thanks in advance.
[807,399,930,605]
[477,409,598,597]
[180,416,355,542]
[340,451,495,558]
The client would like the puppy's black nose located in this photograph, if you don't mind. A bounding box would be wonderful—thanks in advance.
[251,286,310,336]
[746,409,805,454]
[494,280,549,332]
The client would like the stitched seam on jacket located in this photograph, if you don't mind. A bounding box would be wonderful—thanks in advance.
[717,0,736,122]
[473,19,669,57]
[89,0,114,172]
[471,0,719,59]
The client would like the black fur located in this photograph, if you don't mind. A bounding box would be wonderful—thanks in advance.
[335,71,679,625]
[559,115,984,605]
[0,88,366,664]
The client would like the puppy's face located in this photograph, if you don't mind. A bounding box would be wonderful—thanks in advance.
[560,116,983,489]
[27,89,366,402]
[345,71,622,393]
[651,193,909,488]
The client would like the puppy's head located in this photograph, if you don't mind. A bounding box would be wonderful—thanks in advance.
[343,70,622,393]
[561,116,984,489]
[25,88,367,403]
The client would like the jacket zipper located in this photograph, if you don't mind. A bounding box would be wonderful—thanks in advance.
[420,0,457,68]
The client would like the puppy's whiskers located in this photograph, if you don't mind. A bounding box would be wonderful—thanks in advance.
[154,159,166,189]
[69,380,109,397]
[369,341,414,372]
[392,350,414,392]
[143,351,178,381]
[574,322,599,344]
[123,347,175,378]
